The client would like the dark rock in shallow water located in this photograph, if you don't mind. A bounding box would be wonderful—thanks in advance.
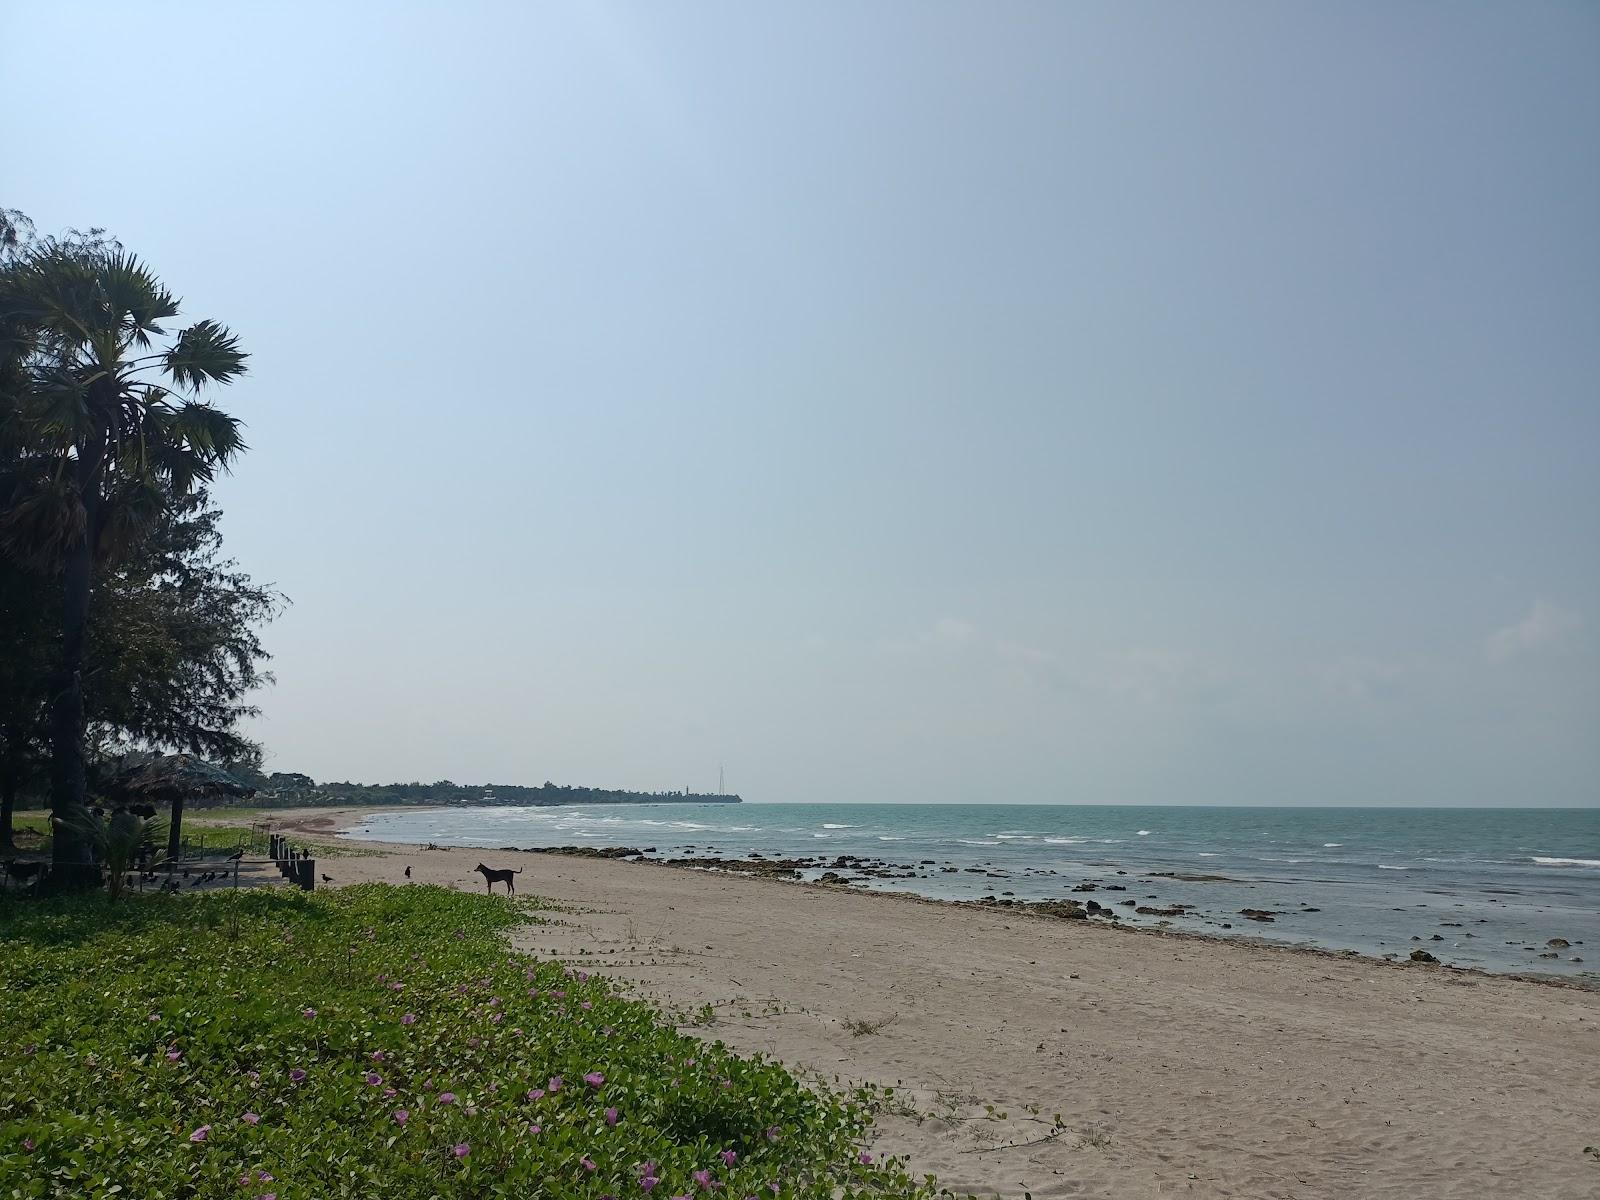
[1135,904,1193,917]
[1119,899,1137,907]
[1071,883,1098,892]
[1238,909,1280,923]
[1410,949,1439,963]
[1429,934,1445,941]
[1548,938,1571,949]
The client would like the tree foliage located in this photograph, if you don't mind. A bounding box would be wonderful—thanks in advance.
[0,210,271,858]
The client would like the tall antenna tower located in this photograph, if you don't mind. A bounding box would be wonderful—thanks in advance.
[718,763,725,795]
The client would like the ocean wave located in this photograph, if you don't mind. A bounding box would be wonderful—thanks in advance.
[993,834,1036,841]
[958,839,1002,846]
[878,836,906,842]
[1377,864,1411,870]
[1136,830,1151,836]
[1323,843,1343,848]
[821,823,854,829]
[1532,856,1600,868]
[1044,837,1087,845]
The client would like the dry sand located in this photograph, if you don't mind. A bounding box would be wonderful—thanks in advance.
[228,808,1599,1199]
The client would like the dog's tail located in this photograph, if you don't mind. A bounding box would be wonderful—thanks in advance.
[515,868,523,874]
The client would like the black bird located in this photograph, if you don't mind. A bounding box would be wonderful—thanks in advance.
[320,873,333,885]
[189,875,205,888]
[226,849,245,862]
[404,865,411,879]
[181,867,190,878]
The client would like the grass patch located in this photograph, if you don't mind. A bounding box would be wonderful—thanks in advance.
[0,884,930,1198]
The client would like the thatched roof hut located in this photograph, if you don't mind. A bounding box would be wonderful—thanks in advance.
[113,754,256,860]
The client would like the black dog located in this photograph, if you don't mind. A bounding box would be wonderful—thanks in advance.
[474,862,521,895]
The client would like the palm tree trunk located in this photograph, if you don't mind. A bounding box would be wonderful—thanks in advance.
[167,794,184,863]
[48,479,96,883]
[0,767,16,851]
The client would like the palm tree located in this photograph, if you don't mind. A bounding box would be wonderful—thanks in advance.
[0,236,248,881]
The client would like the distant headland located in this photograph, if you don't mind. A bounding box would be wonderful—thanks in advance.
[195,771,741,810]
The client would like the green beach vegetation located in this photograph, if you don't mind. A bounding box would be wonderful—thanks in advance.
[0,884,930,1199]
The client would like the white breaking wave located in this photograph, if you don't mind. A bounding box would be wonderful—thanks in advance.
[1136,830,1152,836]
[958,839,1002,846]
[1532,856,1600,868]
[1044,837,1087,845]
[1323,843,1343,848]
[1377,864,1411,870]
[821,823,854,829]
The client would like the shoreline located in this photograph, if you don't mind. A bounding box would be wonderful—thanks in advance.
[256,805,1595,990]
[218,805,1600,1199]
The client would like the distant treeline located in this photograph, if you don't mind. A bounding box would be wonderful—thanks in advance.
[195,771,741,809]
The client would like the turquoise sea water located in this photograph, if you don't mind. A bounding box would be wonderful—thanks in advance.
[344,803,1599,979]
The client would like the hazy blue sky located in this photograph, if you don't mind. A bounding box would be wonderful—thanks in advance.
[6,3,1597,805]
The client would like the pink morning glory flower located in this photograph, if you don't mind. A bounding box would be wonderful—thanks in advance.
[365,1073,382,1086]
[581,1157,598,1172]
[528,1124,542,1134]
[438,1092,456,1105]
[383,1087,397,1098]
[370,1050,385,1062]
[640,1176,659,1193]
[259,1173,273,1182]
[453,1143,470,1158]
[188,1125,210,1143]
[605,1107,619,1126]
[301,1007,317,1018]
[548,1076,562,1092]
[694,1170,712,1189]
[393,1110,409,1124]
[858,1151,873,1164]
[721,1150,737,1166]
[401,1013,416,1025]
[166,1050,182,1062]
[526,1088,545,1101]
[289,1069,307,1083]
[242,1112,260,1125]
[584,1072,605,1088]
[581,1001,593,1011]
[258,1194,276,1200]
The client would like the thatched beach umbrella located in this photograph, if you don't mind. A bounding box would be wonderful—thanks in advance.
[113,754,256,862]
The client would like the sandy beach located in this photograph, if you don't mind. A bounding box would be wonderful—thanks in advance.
[229,807,1599,1199]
